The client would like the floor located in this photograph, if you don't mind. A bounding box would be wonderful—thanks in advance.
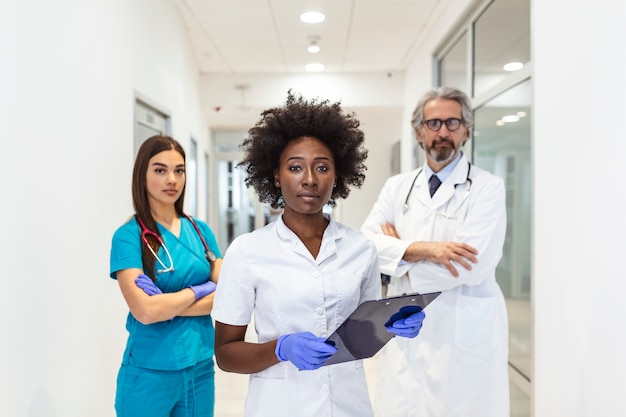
[213,364,249,417]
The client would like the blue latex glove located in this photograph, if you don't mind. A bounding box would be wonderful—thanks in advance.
[136,274,175,322]
[385,305,425,338]
[275,331,338,371]
[135,274,163,296]
[187,281,217,300]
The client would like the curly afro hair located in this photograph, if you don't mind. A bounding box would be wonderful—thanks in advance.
[238,91,368,209]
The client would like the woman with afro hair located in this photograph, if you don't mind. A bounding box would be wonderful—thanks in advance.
[211,92,425,417]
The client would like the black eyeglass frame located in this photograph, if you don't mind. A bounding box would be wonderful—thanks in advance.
[422,118,464,132]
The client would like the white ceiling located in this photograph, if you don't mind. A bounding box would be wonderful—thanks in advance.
[171,0,531,141]
[174,0,447,75]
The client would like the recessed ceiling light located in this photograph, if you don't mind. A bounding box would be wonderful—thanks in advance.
[300,11,325,23]
[308,44,320,53]
[305,63,325,72]
[495,120,505,126]
[502,115,520,123]
[503,62,524,72]
[517,111,527,118]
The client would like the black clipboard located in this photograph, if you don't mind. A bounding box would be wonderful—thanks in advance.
[323,291,441,366]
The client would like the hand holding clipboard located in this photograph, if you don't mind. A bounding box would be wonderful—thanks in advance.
[323,291,440,366]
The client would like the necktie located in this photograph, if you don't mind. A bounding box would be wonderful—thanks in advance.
[429,175,441,197]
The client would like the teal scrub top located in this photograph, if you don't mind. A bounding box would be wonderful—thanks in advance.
[109,215,222,371]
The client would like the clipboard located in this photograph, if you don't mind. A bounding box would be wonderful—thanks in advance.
[323,291,440,366]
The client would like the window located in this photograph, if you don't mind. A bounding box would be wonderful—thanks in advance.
[474,79,532,381]
[473,0,530,96]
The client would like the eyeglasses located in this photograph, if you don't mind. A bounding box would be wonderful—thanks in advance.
[423,118,464,132]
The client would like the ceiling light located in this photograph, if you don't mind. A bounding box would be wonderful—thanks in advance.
[307,36,321,53]
[517,111,527,118]
[502,115,520,123]
[305,63,324,72]
[503,62,524,72]
[495,120,505,126]
[300,11,325,23]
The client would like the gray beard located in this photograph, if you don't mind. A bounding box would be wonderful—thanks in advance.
[428,146,457,164]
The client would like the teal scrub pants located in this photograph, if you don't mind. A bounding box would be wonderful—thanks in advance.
[115,358,215,417]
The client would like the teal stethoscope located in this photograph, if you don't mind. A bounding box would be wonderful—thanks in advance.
[402,161,473,217]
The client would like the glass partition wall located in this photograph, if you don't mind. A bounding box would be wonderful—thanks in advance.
[436,0,531,416]
[474,81,531,417]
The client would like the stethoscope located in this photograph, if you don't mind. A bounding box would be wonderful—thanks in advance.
[136,214,216,273]
[402,161,473,215]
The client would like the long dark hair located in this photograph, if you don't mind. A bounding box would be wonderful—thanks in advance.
[132,135,186,279]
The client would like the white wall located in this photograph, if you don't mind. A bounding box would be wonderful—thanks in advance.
[532,1,626,416]
[0,1,210,415]
[336,106,403,229]
[199,72,406,129]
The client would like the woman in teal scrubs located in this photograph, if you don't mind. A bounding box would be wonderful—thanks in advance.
[109,135,222,417]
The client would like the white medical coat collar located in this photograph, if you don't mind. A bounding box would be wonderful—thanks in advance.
[412,153,469,208]
[275,213,343,264]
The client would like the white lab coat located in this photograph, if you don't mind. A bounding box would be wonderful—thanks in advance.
[361,154,510,417]
[212,215,381,417]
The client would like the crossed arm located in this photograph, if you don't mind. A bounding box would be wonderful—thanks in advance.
[381,222,478,277]
[115,258,222,325]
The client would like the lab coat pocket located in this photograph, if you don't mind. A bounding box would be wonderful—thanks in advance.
[246,363,289,417]
[251,361,288,379]
[433,212,464,241]
[454,294,497,350]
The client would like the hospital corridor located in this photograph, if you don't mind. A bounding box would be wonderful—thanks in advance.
[3,0,626,416]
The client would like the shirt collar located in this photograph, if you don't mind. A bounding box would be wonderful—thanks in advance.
[424,151,463,183]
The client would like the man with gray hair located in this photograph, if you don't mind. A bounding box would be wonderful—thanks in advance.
[361,86,509,417]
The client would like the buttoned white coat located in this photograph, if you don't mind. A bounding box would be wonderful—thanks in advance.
[213,216,381,417]
[361,154,510,417]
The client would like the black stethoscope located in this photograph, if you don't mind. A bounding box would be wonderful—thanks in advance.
[402,161,473,214]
